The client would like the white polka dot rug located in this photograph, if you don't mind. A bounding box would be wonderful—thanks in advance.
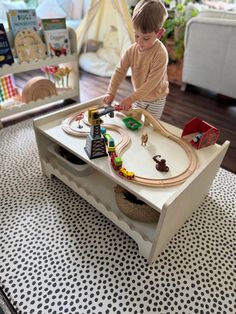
[0,120,235,314]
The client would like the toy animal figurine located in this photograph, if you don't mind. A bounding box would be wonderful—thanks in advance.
[75,112,84,129]
[141,132,148,146]
[153,155,169,172]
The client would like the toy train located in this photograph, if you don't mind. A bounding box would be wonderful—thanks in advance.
[101,127,135,180]
[101,128,116,154]
[110,152,135,180]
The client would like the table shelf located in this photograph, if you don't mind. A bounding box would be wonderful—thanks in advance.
[42,155,155,259]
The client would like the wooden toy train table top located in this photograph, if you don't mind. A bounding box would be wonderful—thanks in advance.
[33,97,229,263]
[33,97,229,215]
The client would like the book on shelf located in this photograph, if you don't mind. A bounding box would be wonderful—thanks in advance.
[7,9,38,37]
[41,18,71,57]
[0,23,14,67]
[0,74,18,104]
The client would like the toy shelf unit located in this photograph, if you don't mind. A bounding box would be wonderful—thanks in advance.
[33,97,230,264]
[0,27,79,128]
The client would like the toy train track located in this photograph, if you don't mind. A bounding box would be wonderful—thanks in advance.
[128,108,198,186]
[61,108,198,187]
[62,114,131,152]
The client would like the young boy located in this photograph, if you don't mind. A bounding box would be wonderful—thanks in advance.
[103,0,169,120]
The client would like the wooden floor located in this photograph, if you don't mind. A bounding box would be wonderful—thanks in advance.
[3,69,236,173]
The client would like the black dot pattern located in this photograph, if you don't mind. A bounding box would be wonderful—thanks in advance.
[0,120,235,314]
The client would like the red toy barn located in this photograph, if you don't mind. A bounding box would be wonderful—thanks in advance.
[181,117,220,149]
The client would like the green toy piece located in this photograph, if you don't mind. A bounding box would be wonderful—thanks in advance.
[122,117,142,130]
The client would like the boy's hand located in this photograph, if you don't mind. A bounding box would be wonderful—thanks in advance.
[103,94,114,105]
[115,98,132,111]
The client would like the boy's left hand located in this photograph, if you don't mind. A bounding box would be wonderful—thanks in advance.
[115,98,132,111]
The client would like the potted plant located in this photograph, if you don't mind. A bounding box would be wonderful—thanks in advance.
[162,1,198,62]
[161,1,198,83]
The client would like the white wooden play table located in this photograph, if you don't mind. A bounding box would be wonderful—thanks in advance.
[33,97,230,264]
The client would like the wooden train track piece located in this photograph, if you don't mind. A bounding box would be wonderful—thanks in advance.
[62,112,131,152]
[61,107,198,187]
[124,108,198,186]
[62,114,88,137]
[21,76,57,103]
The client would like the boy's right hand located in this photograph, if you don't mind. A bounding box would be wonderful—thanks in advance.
[115,97,132,111]
[103,94,114,105]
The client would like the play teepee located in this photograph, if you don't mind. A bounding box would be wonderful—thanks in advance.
[76,0,134,77]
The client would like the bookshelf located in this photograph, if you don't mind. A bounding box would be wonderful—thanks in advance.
[0,27,80,128]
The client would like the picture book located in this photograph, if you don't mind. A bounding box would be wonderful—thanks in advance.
[0,23,14,67]
[7,9,38,37]
[0,74,17,102]
[41,18,67,31]
[42,19,70,57]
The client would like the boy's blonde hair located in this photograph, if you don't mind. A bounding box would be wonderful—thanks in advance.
[132,0,168,33]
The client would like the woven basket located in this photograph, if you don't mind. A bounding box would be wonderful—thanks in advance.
[114,185,160,223]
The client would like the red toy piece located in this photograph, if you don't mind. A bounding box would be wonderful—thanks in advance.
[181,117,219,149]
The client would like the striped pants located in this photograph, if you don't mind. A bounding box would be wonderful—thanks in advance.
[134,97,166,120]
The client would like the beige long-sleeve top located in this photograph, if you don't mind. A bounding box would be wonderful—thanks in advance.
[107,39,169,103]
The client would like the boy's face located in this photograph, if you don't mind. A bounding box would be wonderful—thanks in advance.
[134,27,157,52]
